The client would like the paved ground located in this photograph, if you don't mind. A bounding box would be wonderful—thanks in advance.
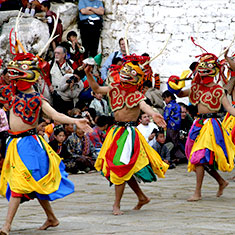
[1,164,235,235]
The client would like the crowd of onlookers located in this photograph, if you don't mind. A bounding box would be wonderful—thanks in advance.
[0,0,210,174]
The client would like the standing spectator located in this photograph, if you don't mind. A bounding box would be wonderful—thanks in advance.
[65,126,97,173]
[41,1,63,50]
[78,0,104,58]
[162,90,186,163]
[101,38,127,81]
[89,91,109,116]
[137,112,158,147]
[60,31,85,70]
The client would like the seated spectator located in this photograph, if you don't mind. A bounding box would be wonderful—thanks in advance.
[0,103,9,173]
[41,1,63,50]
[162,90,187,164]
[36,117,49,142]
[57,70,84,114]
[178,102,193,152]
[0,68,10,85]
[44,120,61,141]
[79,61,103,104]
[142,80,164,115]
[65,125,97,173]
[137,112,158,147]
[60,31,85,70]
[89,91,109,116]
[152,128,176,169]
[88,115,108,154]
[80,109,96,127]
[69,108,82,118]
[63,123,74,140]
[49,126,71,163]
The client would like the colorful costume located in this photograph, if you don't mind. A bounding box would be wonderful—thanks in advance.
[0,28,74,202]
[168,41,235,173]
[95,55,168,185]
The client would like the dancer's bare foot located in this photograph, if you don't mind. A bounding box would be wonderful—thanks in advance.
[133,197,150,210]
[187,195,202,202]
[217,181,229,197]
[38,219,59,230]
[0,224,10,235]
[112,205,124,215]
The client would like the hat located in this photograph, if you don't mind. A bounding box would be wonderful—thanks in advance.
[94,53,102,66]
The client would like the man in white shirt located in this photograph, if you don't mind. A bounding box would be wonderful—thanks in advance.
[137,113,158,147]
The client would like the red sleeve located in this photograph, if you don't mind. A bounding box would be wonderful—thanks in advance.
[41,61,52,87]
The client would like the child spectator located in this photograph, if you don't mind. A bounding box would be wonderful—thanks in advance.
[40,1,63,50]
[60,31,85,70]
[89,91,109,116]
[162,90,186,164]
[152,128,176,169]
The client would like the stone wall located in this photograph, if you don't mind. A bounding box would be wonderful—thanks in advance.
[1,0,235,87]
[101,0,235,84]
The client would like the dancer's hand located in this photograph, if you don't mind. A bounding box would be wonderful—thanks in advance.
[152,113,166,128]
[75,118,93,133]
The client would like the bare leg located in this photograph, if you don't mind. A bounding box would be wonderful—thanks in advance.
[204,166,229,197]
[113,183,125,215]
[187,165,204,201]
[127,177,150,210]
[37,199,59,230]
[0,197,21,235]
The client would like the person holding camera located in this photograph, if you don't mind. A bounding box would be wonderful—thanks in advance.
[56,70,84,115]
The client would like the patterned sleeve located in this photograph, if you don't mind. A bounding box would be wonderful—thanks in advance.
[0,85,13,104]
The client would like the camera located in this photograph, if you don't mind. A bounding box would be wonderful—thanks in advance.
[66,75,78,84]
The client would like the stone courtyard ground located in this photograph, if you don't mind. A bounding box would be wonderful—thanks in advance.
[1,164,235,235]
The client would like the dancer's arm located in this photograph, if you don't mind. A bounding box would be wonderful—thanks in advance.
[222,95,235,116]
[41,100,92,133]
[139,101,166,128]
[84,65,110,95]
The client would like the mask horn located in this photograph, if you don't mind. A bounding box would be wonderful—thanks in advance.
[13,8,27,54]
[142,34,172,67]
[124,22,131,56]
[218,34,235,58]
[37,12,60,57]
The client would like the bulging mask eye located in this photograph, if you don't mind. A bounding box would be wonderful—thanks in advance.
[208,63,214,68]
[21,64,29,70]
[131,70,137,76]
[8,61,15,66]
